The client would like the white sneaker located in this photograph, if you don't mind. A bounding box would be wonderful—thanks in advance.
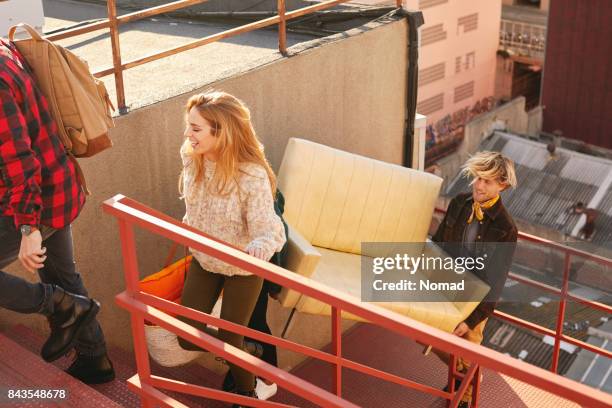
[255,378,278,400]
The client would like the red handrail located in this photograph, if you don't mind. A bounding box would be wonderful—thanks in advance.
[432,207,612,369]
[103,195,611,408]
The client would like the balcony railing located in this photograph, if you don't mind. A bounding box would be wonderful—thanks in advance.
[42,0,403,112]
[499,19,546,61]
[433,207,612,374]
[103,194,611,408]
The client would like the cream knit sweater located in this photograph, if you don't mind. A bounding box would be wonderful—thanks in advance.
[181,150,286,276]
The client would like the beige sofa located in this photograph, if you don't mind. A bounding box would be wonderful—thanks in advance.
[276,138,489,333]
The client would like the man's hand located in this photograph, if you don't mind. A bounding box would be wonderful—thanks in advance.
[453,322,469,337]
[18,229,46,273]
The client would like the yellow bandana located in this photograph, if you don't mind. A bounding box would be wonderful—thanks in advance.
[467,195,500,224]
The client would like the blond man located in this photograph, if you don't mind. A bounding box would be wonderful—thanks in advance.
[431,151,518,407]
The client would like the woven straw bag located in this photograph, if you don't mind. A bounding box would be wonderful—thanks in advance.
[140,247,203,367]
[144,325,202,367]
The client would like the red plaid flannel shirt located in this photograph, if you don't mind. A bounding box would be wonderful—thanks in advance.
[0,39,85,229]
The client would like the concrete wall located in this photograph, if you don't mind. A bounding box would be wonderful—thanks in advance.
[435,97,528,191]
[527,105,543,136]
[0,16,409,372]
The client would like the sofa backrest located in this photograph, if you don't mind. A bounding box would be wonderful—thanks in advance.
[277,138,443,256]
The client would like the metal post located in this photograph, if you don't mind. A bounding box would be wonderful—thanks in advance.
[331,306,342,397]
[118,220,153,407]
[107,0,127,112]
[551,251,571,373]
[278,0,287,56]
[472,365,481,408]
[446,354,457,408]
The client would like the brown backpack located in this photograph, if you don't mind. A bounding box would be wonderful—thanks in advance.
[8,23,115,193]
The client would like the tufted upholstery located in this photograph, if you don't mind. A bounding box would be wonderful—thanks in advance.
[276,138,489,332]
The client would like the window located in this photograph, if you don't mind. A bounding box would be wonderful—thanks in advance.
[454,81,475,103]
[417,93,444,115]
[455,52,476,74]
[464,51,476,70]
[421,24,447,46]
[516,0,541,8]
[419,63,446,87]
[457,13,478,34]
[419,0,448,9]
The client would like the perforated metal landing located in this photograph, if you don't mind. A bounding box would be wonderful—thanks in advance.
[3,323,581,407]
[273,323,580,408]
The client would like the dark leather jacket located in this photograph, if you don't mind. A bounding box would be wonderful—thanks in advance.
[432,193,518,329]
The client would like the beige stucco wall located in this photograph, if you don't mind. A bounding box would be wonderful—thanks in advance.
[0,16,409,372]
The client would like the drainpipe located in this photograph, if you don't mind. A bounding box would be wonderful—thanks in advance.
[393,8,424,168]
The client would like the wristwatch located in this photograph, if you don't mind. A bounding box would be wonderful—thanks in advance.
[19,225,38,236]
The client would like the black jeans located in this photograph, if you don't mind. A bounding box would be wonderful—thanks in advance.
[0,216,107,356]
[245,281,278,368]
[224,281,279,389]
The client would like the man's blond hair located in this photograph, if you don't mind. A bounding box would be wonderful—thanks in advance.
[461,151,517,189]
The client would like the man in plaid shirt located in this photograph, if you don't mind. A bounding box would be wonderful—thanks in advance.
[0,38,114,383]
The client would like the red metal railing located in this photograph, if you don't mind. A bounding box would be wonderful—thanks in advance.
[103,194,611,408]
[44,0,404,111]
[433,207,612,373]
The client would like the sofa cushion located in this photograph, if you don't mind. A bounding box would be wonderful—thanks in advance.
[294,247,481,333]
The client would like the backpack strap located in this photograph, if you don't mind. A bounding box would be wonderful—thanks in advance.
[8,23,44,42]
[66,152,91,195]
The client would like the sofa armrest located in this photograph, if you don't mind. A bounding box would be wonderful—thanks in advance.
[278,224,322,308]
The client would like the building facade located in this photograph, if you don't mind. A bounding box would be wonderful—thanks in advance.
[540,0,612,149]
[403,0,501,165]
[405,0,502,126]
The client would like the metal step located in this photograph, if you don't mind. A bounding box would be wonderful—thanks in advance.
[0,333,122,408]
[4,324,226,407]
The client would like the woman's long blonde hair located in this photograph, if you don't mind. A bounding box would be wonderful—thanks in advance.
[179,91,277,198]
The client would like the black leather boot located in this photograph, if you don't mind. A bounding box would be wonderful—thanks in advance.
[442,378,462,393]
[222,370,237,393]
[41,285,100,362]
[66,353,115,384]
[243,339,264,359]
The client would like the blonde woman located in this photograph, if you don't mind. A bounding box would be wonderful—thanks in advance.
[177,91,286,404]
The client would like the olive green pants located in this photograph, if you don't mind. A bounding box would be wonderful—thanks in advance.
[178,260,263,392]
